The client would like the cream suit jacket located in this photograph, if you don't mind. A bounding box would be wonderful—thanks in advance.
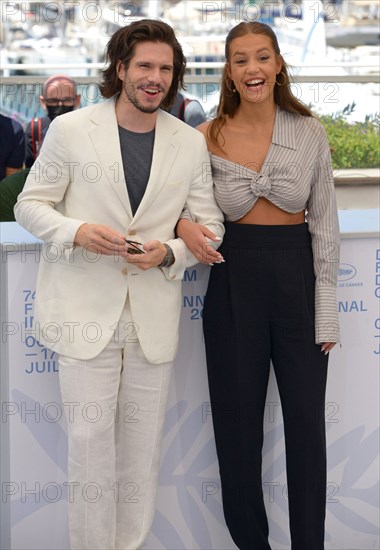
[15,98,224,363]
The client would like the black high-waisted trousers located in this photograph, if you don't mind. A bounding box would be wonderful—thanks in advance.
[203,223,328,550]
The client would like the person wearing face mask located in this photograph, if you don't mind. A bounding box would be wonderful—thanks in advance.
[25,74,81,167]
[0,113,25,181]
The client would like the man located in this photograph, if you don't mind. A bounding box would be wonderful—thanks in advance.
[0,113,25,181]
[2,77,81,222]
[169,91,206,127]
[0,167,30,221]
[15,19,224,550]
[24,74,81,167]
[3,76,80,221]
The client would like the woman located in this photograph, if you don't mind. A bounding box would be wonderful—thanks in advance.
[177,22,340,550]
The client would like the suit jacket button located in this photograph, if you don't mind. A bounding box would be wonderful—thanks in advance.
[122,267,128,275]
[128,229,136,236]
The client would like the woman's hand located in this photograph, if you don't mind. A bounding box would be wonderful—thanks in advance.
[321,342,336,354]
[176,219,224,265]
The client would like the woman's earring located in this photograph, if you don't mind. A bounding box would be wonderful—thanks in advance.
[275,71,287,86]
[226,78,236,93]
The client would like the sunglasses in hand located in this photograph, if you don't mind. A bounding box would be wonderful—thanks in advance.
[125,239,145,255]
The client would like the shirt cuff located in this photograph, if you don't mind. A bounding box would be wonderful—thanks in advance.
[179,207,194,221]
[160,237,197,281]
[315,284,340,344]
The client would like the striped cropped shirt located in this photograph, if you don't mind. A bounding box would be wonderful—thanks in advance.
[184,107,340,343]
[210,108,340,343]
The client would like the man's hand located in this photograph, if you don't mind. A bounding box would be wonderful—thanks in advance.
[74,226,171,270]
[74,223,128,256]
[125,240,167,270]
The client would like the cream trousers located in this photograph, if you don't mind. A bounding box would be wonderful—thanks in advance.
[58,300,173,550]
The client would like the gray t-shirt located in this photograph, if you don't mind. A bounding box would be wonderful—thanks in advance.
[118,126,155,215]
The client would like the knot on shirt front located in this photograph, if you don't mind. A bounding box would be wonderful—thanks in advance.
[250,173,271,198]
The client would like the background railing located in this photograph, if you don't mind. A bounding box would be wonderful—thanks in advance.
[1,65,379,123]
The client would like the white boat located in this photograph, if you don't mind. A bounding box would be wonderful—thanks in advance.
[325,0,380,48]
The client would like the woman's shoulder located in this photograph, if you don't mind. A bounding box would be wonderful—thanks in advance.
[286,108,324,130]
[196,120,211,136]
[279,108,326,140]
[196,120,218,152]
[300,114,327,143]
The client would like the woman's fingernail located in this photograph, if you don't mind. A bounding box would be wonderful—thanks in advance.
[214,236,222,241]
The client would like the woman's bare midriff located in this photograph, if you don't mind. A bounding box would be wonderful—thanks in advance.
[234,197,305,225]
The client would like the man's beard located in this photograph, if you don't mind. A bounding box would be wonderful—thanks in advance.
[123,82,166,114]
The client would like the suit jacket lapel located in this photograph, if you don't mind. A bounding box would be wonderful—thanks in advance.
[88,97,133,218]
[132,110,180,224]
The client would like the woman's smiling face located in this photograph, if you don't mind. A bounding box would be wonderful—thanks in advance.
[227,33,282,105]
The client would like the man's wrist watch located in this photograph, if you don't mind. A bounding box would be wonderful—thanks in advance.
[158,244,175,268]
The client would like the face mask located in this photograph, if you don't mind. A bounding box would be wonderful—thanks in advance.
[46,105,74,121]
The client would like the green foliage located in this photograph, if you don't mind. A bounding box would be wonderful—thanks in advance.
[317,103,380,169]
